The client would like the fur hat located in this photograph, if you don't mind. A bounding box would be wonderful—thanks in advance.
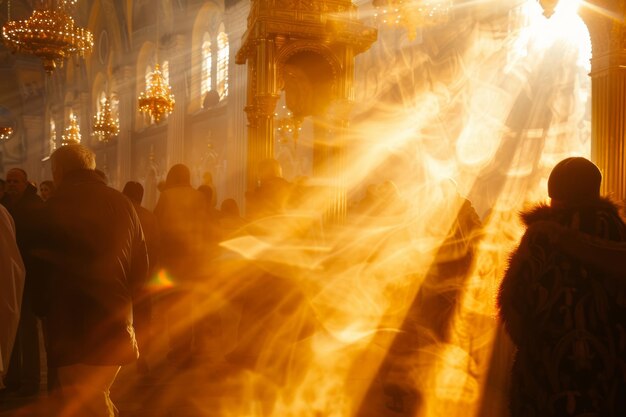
[548,157,601,202]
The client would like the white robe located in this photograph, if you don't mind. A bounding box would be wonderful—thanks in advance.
[0,205,25,378]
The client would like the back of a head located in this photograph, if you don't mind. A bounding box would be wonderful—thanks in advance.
[548,157,601,204]
[50,144,96,183]
[123,181,144,204]
[197,184,214,205]
[221,198,240,216]
[165,164,191,188]
[257,158,283,183]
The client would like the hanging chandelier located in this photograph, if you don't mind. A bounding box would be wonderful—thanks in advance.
[93,96,119,143]
[138,64,175,124]
[0,126,14,140]
[372,0,452,40]
[2,0,93,74]
[61,113,81,145]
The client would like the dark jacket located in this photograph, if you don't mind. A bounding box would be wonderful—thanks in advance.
[33,169,148,366]
[2,184,44,302]
[498,198,626,417]
[154,184,207,281]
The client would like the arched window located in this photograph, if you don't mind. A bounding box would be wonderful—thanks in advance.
[201,32,212,97]
[146,60,170,88]
[216,28,229,100]
[162,60,170,85]
[97,91,107,113]
[145,65,153,89]
[49,118,57,154]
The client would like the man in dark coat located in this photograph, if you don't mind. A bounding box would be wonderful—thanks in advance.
[33,145,148,416]
[498,157,626,417]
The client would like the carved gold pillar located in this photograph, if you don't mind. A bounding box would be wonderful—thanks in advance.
[581,3,626,200]
[243,39,280,190]
[236,0,376,220]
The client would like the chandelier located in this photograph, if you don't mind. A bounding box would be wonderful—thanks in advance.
[0,126,14,140]
[93,96,119,143]
[61,113,81,145]
[372,0,452,40]
[138,64,175,124]
[2,0,93,74]
[274,105,302,148]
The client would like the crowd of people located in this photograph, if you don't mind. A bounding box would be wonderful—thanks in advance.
[1,145,625,417]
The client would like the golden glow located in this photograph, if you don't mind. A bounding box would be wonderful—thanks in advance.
[372,0,452,40]
[147,269,176,291]
[13,1,596,416]
[2,5,93,74]
[0,126,14,141]
[61,113,81,145]
[92,96,120,143]
[138,64,175,124]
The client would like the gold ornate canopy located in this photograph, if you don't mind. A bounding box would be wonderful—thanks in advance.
[237,0,376,221]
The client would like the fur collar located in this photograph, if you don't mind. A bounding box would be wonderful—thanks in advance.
[520,196,622,226]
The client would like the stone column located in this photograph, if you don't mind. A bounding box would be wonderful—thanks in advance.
[225,0,250,207]
[166,34,188,169]
[115,65,134,188]
[582,4,626,200]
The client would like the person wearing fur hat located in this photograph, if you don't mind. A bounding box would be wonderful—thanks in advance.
[498,157,626,417]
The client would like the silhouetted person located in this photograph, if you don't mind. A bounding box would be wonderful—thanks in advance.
[2,168,43,396]
[499,157,626,417]
[154,164,207,364]
[122,181,160,375]
[0,205,25,389]
[0,178,6,205]
[219,198,246,238]
[39,180,55,202]
[198,184,221,249]
[31,145,148,416]
[246,158,293,219]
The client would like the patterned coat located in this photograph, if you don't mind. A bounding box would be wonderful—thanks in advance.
[498,198,626,417]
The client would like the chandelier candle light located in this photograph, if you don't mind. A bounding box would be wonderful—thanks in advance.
[61,113,81,145]
[138,64,175,124]
[0,126,14,141]
[93,96,119,143]
[372,0,452,40]
[2,0,93,74]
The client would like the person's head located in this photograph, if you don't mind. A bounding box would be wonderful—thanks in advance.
[203,171,213,186]
[198,184,215,207]
[50,144,96,185]
[122,181,144,205]
[221,198,240,217]
[165,164,191,188]
[6,168,28,197]
[39,180,55,201]
[548,157,601,207]
[257,158,283,184]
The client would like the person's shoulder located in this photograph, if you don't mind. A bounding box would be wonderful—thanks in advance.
[0,204,14,231]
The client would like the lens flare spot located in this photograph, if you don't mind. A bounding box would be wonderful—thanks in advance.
[147,268,176,290]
